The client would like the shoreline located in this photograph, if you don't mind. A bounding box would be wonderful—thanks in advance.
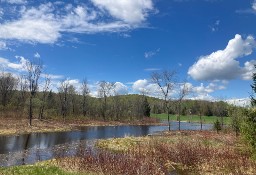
[0,117,165,136]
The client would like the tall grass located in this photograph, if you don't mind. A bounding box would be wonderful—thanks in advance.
[55,131,256,175]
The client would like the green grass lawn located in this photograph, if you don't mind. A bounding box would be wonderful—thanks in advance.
[151,113,231,124]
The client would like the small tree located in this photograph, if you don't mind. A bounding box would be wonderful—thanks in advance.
[176,82,190,130]
[251,65,256,107]
[241,65,256,153]
[38,75,51,120]
[213,119,221,133]
[241,109,256,152]
[25,59,42,126]
[81,79,90,117]
[228,106,243,137]
[58,80,70,122]
[151,70,176,131]
[0,71,18,107]
[98,81,114,121]
[142,96,151,117]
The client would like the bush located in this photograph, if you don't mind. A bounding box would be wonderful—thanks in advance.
[213,119,221,133]
[241,109,256,153]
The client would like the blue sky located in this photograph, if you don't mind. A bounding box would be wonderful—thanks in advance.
[0,0,255,106]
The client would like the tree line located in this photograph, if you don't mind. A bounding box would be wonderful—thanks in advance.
[0,59,233,126]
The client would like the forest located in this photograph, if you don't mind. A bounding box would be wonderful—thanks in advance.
[0,68,231,123]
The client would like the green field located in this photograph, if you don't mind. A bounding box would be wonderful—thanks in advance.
[152,113,231,124]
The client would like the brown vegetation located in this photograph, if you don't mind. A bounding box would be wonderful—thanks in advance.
[55,131,256,175]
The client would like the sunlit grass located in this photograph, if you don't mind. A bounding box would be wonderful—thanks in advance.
[0,160,96,175]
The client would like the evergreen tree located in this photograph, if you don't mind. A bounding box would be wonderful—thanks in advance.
[142,97,151,117]
[251,65,256,107]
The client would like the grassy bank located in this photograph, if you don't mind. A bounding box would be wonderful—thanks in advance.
[152,113,231,124]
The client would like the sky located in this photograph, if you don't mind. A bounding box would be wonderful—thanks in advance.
[0,0,255,106]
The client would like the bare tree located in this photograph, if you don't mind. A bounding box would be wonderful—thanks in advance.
[0,71,18,107]
[38,75,51,120]
[25,59,42,126]
[16,75,28,114]
[68,85,77,116]
[81,79,90,117]
[151,70,177,131]
[98,81,114,121]
[58,80,70,122]
[176,82,190,130]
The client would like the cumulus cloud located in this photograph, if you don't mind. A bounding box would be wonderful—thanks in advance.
[0,1,155,45]
[191,82,226,95]
[91,0,154,24]
[188,34,256,81]
[182,81,228,101]
[132,79,161,96]
[242,60,256,80]
[226,98,251,107]
[114,82,128,95]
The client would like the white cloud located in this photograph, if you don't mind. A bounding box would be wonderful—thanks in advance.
[132,79,161,96]
[91,0,154,24]
[132,79,148,92]
[64,79,80,86]
[252,0,256,11]
[226,98,251,107]
[0,41,8,50]
[0,56,27,71]
[191,82,226,95]
[0,1,155,45]
[0,8,3,19]
[1,0,27,4]
[144,68,160,71]
[242,60,256,80]
[41,73,63,80]
[120,33,131,38]
[144,48,160,58]
[183,82,228,101]
[188,34,256,81]
[0,3,60,43]
[114,82,128,95]
[210,20,220,32]
[34,52,40,58]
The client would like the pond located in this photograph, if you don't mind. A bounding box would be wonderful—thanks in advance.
[0,121,213,166]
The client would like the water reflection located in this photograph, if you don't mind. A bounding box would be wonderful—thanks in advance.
[0,122,212,166]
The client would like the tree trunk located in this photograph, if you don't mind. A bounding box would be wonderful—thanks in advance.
[167,112,171,131]
[29,95,33,126]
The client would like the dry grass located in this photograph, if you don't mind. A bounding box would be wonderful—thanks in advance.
[54,131,256,175]
[0,118,72,135]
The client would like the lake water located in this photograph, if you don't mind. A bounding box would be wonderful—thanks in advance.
[0,121,212,166]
